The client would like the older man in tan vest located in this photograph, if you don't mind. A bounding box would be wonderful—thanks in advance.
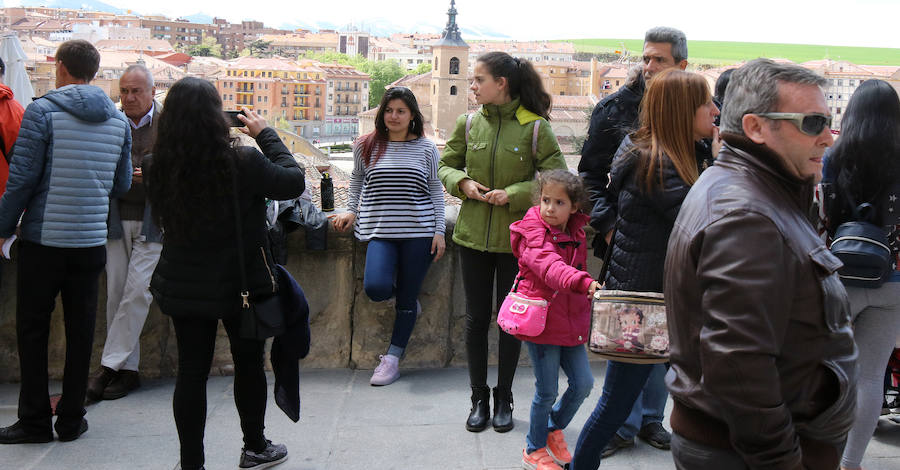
[88,64,162,401]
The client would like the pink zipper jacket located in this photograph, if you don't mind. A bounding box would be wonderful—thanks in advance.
[509,205,594,346]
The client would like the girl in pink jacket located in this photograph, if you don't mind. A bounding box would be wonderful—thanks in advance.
[509,169,599,470]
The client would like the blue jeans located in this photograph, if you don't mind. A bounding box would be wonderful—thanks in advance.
[363,238,434,354]
[617,363,668,440]
[571,360,654,470]
[525,342,594,453]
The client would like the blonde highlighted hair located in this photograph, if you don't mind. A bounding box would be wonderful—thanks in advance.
[631,68,711,192]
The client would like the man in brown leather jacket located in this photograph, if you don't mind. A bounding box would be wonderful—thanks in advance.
[664,58,857,470]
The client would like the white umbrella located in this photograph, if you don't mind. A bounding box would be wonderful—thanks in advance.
[0,32,35,108]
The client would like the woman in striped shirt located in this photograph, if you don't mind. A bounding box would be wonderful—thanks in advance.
[330,86,445,386]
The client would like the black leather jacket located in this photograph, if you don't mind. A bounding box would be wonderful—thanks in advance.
[664,134,857,469]
[578,72,644,224]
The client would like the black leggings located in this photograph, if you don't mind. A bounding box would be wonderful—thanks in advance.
[458,246,521,391]
[171,314,268,469]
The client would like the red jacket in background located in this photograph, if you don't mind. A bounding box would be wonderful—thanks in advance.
[509,206,593,346]
[0,84,25,198]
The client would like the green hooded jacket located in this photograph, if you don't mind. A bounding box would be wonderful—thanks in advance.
[439,99,566,253]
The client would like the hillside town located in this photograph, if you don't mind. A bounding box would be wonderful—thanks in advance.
[4,3,898,149]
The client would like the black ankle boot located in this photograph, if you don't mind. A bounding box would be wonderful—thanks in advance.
[466,386,491,432]
[492,387,514,432]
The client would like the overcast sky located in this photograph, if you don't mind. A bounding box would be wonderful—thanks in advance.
[8,0,900,49]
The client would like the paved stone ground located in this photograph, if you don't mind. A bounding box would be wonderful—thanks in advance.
[2,362,900,469]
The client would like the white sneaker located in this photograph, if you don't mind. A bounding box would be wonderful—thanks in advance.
[370,355,400,386]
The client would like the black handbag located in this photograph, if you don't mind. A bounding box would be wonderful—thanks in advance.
[229,159,287,340]
[830,199,892,288]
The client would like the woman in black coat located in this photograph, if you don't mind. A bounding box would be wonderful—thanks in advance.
[571,69,719,469]
[146,77,305,470]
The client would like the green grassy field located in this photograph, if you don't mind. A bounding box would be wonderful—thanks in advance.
[566,39,900,66]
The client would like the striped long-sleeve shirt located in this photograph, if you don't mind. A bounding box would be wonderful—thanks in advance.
[348,137,445,241]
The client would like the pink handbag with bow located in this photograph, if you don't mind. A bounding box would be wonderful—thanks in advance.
[497,248,576,337]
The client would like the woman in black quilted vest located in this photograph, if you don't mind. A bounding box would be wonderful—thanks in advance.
[571,69,719,469]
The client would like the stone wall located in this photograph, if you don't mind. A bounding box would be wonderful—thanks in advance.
[0,221,601,382]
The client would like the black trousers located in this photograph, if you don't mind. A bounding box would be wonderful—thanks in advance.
[171,313,268,469]
[16,240,105,435]
[458,246,521,391]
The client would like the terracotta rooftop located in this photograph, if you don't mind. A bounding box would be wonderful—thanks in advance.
[391,72,431,87]
[95,39,174,53]
[551,95,596,109]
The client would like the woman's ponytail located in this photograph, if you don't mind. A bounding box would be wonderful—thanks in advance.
[477,51,552,120]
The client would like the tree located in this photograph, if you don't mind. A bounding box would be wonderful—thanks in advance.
[413,61,432,75]
[298,51,405,108]
[187,35,222,58]
[248,40,272,57]
[361,60,405,108]
[274,116,293,133]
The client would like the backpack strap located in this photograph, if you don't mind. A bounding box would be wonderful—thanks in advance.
[532,119,541,158]
[465,112,474,146]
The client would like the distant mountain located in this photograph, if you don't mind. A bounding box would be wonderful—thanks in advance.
[274,16,509,40]
[15,0,127,14]
[10,1,511,40]
[181,13,214,24]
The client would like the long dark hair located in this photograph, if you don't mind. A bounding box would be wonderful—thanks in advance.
[147,77,235,242]
[628,69,710,193]
[355,86,424,166]
[825,79,900,226]
[476,51,551,120]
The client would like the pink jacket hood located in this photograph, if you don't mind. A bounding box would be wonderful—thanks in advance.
[508,206,593,346]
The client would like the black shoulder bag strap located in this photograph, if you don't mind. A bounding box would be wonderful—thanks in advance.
[228,153,250,309]
[597,223,618,284]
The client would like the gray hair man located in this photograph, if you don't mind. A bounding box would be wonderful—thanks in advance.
[87,64,163,401]
[578,26,693,457]
[664,58,856,469]
[0,39,132,444]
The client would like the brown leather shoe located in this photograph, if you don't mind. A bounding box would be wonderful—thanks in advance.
[102,370,140,400]
[86,366,117,401]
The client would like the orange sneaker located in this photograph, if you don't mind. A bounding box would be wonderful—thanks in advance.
[546,429,571,465]
[522,447,563,470]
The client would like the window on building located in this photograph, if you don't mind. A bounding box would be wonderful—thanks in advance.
[837,107,842,114]
[450,85,457,95]
[849,79,855,86]
[449,57,460,75]
[837,79,843,86]
[329,81,333,87]
[364,83,368,89]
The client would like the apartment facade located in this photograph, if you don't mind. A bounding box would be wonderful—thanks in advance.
[217,57,327,139]
[313,62,371,140]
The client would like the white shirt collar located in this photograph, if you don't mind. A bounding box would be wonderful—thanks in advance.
[129,101,155,130]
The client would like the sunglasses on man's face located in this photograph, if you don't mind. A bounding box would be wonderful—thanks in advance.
[755,112,832,136]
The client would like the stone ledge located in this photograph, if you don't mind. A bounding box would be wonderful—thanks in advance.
[0,220,601,382]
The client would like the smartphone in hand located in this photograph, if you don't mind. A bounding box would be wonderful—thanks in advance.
[225,110,245,127]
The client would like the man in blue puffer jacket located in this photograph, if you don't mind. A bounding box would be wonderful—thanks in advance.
[0,40,132,444]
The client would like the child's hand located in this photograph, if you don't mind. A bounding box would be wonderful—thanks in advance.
[588,280,601,297]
